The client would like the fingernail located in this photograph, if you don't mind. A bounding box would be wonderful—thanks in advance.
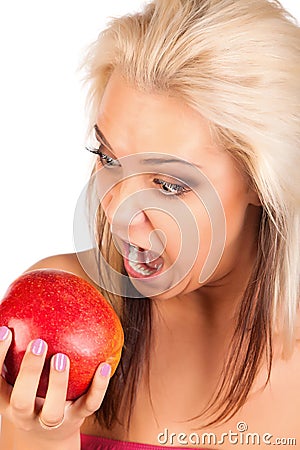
[0,326,9,341]
[31,339,46,356]
[53,353,67,372]
[100,363,111,377]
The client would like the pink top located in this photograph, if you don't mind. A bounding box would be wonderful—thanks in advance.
[81,434,209,449]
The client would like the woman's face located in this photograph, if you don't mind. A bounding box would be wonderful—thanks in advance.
[93,71,261,300]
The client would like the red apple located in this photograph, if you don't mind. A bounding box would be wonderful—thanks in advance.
[0,269,124,400]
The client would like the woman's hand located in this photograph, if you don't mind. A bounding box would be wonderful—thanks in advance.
[0,325,111,446]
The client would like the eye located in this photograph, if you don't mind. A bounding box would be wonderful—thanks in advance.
[153,178,191,198]
[98,151,121,168]
[86,146,121,168]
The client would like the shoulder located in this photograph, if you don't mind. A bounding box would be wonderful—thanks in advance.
[25,249,100,290]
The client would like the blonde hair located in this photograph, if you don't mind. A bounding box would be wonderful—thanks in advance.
[82,0,300,428]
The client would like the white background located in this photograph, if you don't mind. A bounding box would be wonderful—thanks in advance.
[0,1,299,297]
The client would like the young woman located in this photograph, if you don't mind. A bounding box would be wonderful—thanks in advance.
[1,0,299,449]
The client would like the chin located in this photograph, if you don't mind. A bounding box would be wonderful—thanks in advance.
[136,275,193,301]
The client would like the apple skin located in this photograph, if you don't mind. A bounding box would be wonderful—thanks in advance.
[0,269,124,400]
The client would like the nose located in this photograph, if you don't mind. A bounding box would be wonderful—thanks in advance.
[101,176,147,229]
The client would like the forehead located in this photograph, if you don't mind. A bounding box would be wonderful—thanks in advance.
[96,71,219,162]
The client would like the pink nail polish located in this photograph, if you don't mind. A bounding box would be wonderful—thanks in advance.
[0,326,9,341]
[31,339,46,356]
[100,363,111,377]
[53,353,67,372]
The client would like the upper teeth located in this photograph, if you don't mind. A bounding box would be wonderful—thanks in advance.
[128,244,139,262]
[144,254,153,264]
[128,243,156,276]
[129,243,159,264]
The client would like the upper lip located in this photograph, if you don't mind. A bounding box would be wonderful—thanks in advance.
[111,232,148,252]
[112,233,163,260]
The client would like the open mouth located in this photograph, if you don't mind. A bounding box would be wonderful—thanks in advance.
[123,241,164,278]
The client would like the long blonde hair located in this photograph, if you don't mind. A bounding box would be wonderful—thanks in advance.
[82,0,300,429]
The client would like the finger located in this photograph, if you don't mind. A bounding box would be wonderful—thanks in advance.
[73,362,111,419]
[40,353,69,426]
[10,339,47,417]
[0,326,12,371]
[0,326,13,405]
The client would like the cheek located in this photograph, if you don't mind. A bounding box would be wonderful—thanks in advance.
[185,176,249,283]
[97,188,111,220]
[201,152,251,246]
[94,163,121,219]
[219,180,249,248]
[191,202,214,271]
[148,200,213,268]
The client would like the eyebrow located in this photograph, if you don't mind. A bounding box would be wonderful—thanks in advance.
[94,124,202,169]
[140,157,202,169]
[94,124,114,152]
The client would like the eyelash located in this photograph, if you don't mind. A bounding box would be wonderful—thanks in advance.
[152,178,190,197]
[86,147,191,198]
[86,145,121,167]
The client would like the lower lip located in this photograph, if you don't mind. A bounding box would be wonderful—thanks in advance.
[123,243,164,279]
